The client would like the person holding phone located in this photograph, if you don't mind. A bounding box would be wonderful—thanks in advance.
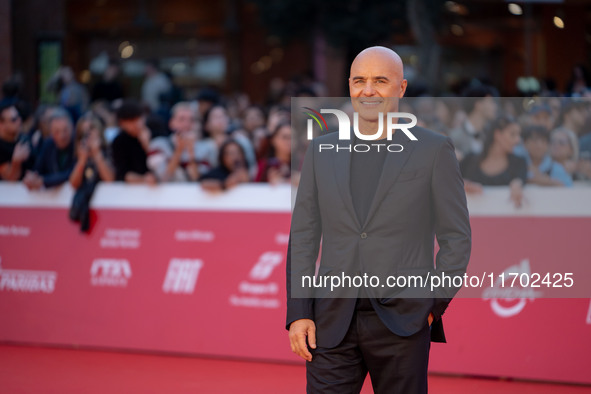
[199,139,250,191]
[69,112,114,189]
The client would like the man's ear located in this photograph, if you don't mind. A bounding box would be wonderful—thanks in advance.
[399,79,408,98]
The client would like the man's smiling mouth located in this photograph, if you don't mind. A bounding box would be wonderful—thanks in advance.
[360,100,383,106]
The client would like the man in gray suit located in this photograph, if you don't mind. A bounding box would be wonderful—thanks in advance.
[287,46,471,393]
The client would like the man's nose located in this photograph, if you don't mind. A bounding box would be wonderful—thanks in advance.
[362,82,376,96]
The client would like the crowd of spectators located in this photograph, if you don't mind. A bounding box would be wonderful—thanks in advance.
[0,62,298,198]
[396,80,591,207]
[1,61,591,213]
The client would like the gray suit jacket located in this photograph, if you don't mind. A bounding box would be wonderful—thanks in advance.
[287,126,471,348]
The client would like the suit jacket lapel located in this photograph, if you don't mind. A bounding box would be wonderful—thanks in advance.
[362,131,416,229]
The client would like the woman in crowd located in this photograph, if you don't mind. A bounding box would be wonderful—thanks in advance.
[460,115,527,207]
[195,105,231,173]
[69,112,114,189]
[199,139,250,192]
[256,122,291,184]
[68,112,114,231]
[195,104,256,177]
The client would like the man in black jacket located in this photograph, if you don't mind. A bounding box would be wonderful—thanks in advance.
[287,47,471,393]
[23,108,74,190]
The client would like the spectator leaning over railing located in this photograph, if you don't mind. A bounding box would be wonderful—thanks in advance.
[23,108,75,190]
[111,100,156,185]
[0,103,31,181]
[521,125,573,187]
[147,101,200,182]
[199,139,250,192]
[69,112,114,231]
[460,115,527,207]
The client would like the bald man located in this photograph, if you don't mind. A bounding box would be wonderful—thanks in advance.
[287,47,471,393]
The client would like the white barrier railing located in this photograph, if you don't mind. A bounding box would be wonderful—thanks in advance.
[0,182,590,216]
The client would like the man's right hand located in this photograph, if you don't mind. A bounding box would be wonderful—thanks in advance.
[288,319,316,362]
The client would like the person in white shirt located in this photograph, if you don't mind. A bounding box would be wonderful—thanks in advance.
[147,102,200,182]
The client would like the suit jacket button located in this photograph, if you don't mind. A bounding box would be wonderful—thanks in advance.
[360,232,367,239]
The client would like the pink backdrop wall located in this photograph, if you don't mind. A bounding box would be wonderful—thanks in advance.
[0,183,589,384]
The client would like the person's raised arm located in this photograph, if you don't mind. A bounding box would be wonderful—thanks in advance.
[88,135,114,183]
[92,150,115,183]
[159,136,188,182]
[69,144,89,189]
[1,142,30,181]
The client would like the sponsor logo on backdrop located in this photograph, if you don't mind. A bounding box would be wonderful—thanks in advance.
[174,230,215,242]
[100,228,141,249]
[162,259,204,294]
[90,259,132,287]
[274,233,289,245]
[0,225,31,237]
[0,257,57,293]
[482,259,542,318]
[248,251,283,280]
[229,251,283,309]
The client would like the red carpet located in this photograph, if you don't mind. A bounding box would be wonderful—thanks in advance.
[1,344,590,393]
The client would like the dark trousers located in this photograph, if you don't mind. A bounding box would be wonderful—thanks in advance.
[306,300,431,394]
